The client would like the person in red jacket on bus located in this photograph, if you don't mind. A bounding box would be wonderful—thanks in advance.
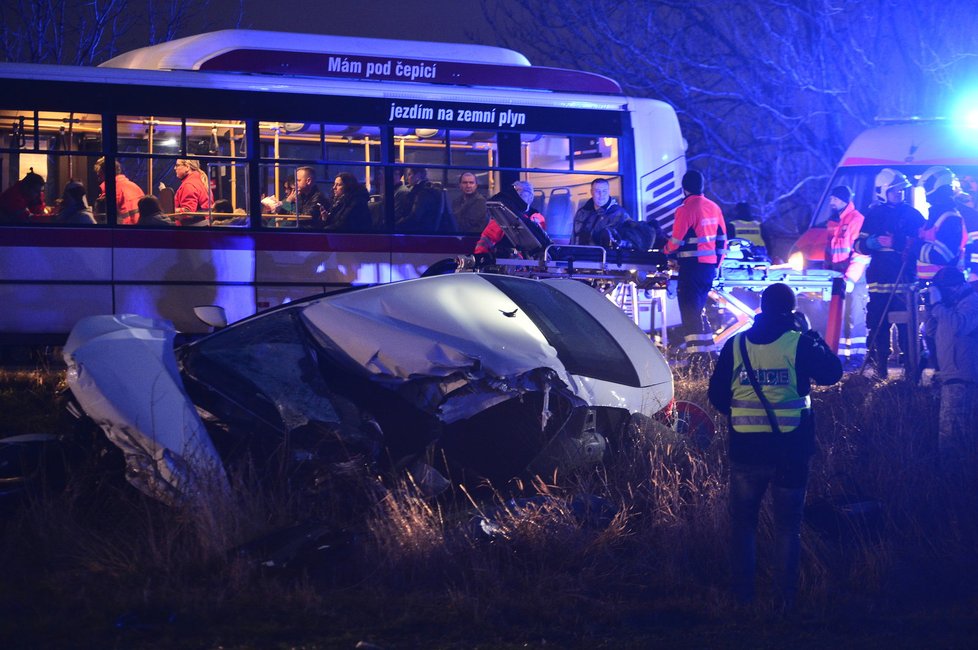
[95,157,143,224]
[0,170,47,222]
[663,169,727,369]
[174,159,212,223]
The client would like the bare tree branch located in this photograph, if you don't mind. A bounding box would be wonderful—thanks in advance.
[480,0,978,225]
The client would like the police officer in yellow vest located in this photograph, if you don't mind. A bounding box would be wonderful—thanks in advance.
[727,201,767,257]
[708,283,842,608]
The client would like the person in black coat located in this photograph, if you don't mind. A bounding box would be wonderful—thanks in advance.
[708,283,842,609]
[394,167,453,232]
[325,173,372,232]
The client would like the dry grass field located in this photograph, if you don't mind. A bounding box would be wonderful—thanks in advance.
[1,363,977,649]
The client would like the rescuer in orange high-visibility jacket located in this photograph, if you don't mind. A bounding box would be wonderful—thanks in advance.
[823,185,870,361]
[663,169,727,363]
[825,186,866,274]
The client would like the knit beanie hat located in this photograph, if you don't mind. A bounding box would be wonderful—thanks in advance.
[830,185,852,203]
[761,282,796,315]
[681,170,704,194]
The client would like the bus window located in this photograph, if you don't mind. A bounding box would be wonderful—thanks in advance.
[259,163,330,229]
[573,137,619,174]
[118,115,184,155]
[35,111,102,153]
[449,130,497,169]
[260,122,322,161]
[209,161,249,225]
[325,125,380,164]
[1,110,104,225]
[186,118,246,159]
[396,128,449,176]
[523,134,570,171]
[1,109,39,151]
[2,109,101,153]
[521,172,624,243]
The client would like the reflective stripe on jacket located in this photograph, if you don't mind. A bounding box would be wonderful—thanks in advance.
[664,194,727,264]
[730,330,810,433]
[828,203,865,266]
[916,209,967,280]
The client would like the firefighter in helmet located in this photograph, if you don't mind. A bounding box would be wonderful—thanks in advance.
[853,168,925,374]
[915,166,967,282]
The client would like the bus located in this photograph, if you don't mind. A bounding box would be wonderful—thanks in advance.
[0,29,687,344]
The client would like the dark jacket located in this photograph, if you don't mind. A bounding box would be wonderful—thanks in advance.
[924,284,978,384]
[296,185,329,228]
[453,192,488,233]
[395,181,453,232]
[136,211,174,227]
[325,186,372,232]
[572,197,632,247]
[55,205,96,225]
[708,311,843,466]
[959,201,978,278]
[854,201,925,288]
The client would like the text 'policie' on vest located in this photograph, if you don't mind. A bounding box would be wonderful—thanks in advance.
[730,330,810,433]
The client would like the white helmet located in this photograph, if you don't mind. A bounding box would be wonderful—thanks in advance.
[917,166,960,198]
[874,168,911,202]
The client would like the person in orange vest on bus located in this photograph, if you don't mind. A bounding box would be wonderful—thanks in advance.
[663,169,727,371]
[94,157,143,224]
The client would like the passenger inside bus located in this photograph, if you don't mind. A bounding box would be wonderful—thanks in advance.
[94,158,142,225]
[173,159,212,225]
[452,171,488,233]
[325,172,371,232]
[0,170,47,222]
[474,180,551,258]
[394,167,455,232]
[514,180,546,230]
[136,195,174,227]
[283,166,328,228]
[54,181,95,225]
[572,177,633,247]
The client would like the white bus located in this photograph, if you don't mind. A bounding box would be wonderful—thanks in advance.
[0,29,687,344]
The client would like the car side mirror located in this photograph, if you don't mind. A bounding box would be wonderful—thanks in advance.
[193,305,228,330]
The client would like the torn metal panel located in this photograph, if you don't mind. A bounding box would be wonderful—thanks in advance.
[302,274,569,380]
[301,274,580,422]
[63,314,226,503]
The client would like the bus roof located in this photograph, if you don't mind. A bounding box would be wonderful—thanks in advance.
[99,29,623,95]
[840,120,978,167]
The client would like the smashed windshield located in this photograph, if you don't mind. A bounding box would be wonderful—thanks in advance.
[182,309,340,432]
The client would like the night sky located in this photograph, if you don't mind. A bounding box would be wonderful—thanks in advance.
[211,0,501,48]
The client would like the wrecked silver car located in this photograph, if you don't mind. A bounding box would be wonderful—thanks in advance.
[64,273,674,502]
